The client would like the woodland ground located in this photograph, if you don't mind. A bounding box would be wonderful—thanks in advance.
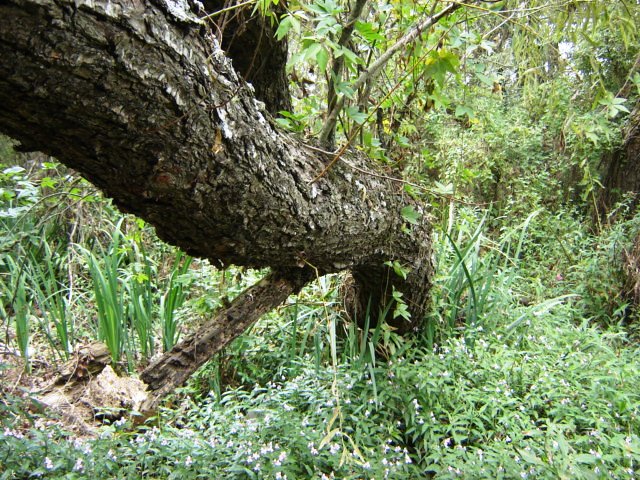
[1,1,640,478]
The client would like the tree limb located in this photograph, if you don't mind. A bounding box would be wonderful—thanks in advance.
[141,268,313,412]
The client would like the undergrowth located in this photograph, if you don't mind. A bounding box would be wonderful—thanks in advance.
[2,302,640,479]
[2,137,640,480]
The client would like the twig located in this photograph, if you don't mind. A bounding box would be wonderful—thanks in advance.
[341,159,492,206]
[319,1,468,145]
[324,0,369,148]
[199,0,256,21]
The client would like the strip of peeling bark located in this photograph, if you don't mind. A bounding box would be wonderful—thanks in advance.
[0,0,433,338]
[141,268,313,412]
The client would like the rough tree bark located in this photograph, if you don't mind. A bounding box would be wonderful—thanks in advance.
[600,97,640,215]
[0,0,435,406]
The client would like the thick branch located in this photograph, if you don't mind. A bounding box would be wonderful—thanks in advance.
[0,0,434,335]
[141,268,313,411]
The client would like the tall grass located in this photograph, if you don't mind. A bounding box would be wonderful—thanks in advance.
[25,244,72,360]
[126,239,155,360]
[77,220,127,364]
[427,209,543,345]
[160,251,192,352]
[1,240,72,368]
[12,275,30,372]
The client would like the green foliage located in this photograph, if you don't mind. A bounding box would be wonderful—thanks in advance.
[3,296,640,479]
[2,1,640,478]
[160,251,193,352]
[78,221,128,364]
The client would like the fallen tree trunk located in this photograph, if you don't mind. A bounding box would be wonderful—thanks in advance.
[0,0,435,400]
[141,268,312,411]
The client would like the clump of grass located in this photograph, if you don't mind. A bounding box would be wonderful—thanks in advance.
[77,220,127,364]
[3,301,639,479]
[160,251,193,352]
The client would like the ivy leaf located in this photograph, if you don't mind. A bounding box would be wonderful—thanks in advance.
[425,50,459,86]
[401,206,421,225]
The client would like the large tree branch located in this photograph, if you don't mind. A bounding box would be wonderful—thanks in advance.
[141,267,313,411]
[0,0,433,345]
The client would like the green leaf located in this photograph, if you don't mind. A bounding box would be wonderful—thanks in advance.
[401,206,421,225]
[275,15,299,41]
[429,90,450,110]
[475,72,494,87]
[316,47,330,72]
[433,181,454,195]
[303,41,322,62]
[384,260,411,280]
[424,50,459,86]
[598,93,630,118]
[355,21,385,42]
[334,81,356,99]
[515,448,545,466]
[337,46,362,70]
[455,104,474,119]
[345,106,367,124]
[632,72,640,94]
[3,166,25,176]
[574,454,598,464]
[393,301,411,321]
[40,176,57,189]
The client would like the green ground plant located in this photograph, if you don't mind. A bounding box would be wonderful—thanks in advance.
[1,1,639,478]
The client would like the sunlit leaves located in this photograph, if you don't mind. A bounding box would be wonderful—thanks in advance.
[424,50,459,87]
[598,93,630,119]
[354,21,385,43]
[275,14,301,41]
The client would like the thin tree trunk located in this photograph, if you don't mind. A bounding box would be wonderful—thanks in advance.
[600,98,640,216]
